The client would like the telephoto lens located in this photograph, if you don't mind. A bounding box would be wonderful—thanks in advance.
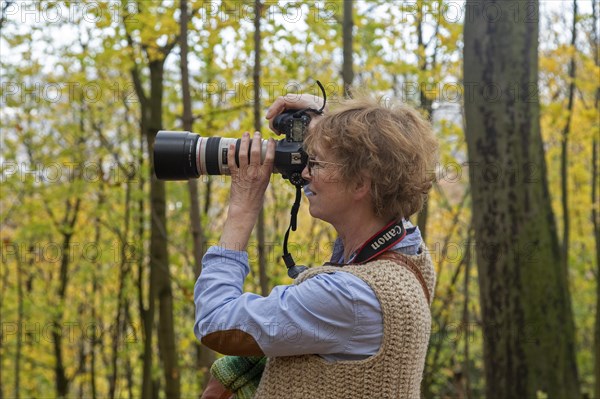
[153,131,270,180]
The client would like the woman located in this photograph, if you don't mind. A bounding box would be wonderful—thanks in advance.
[195,93,438,398]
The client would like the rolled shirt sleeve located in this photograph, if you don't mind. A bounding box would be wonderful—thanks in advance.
[194,246,382,359]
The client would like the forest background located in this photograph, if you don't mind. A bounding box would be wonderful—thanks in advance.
[0,1,598,398]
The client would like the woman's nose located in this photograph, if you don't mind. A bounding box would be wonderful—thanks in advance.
[301,164,311,180]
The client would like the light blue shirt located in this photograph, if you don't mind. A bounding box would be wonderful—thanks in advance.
[194,222,422,362]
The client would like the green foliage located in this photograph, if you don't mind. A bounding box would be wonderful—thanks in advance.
[539,6,599,396]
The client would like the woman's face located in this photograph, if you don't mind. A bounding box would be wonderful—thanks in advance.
[301,144,352,225]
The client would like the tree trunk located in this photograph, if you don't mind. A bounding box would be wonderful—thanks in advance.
[179,0,216,392]
[591,2,600,397]
[51,196,81,398]
[53,232,75,398]
[415,3,435,240]
[134,103,152,399]
[90,276,98,399]
[253,0,269,297]
[180,0,204,276]
[342,0,354,97]
[126,8,182,388]
[462,229,473,399]
[91,185,106,399]
[593,132,600,399]
[109,177,132,399]
[463,1,580,398]
[131,68,156,399]
[560,0,577,278]
[146,59,180,399]
[14,246,24,399]
[131,56,179,398]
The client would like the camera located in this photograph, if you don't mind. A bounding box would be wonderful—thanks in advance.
[153,110,312,186]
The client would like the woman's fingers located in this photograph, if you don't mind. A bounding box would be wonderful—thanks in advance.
[249,131,262,167]
[229,131,273,185]
[266,94,326,133]
[265,96,286,120]
[264,137,276,167]
[238,131,250,166]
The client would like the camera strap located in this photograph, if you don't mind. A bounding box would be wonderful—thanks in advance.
[282,192,407,276]
[282,184,308,279]
[347,220,406,264]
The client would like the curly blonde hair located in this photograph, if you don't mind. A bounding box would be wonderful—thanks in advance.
[304,95,438,220]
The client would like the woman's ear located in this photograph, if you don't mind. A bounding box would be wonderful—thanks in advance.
[352,173,372,200]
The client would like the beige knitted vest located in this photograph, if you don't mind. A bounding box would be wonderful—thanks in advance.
[254,248,436,399]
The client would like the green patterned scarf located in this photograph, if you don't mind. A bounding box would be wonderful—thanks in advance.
[210,356,266,399]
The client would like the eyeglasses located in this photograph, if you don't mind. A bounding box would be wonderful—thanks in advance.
[307,158,343,176]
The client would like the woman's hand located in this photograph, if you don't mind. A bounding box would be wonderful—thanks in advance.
[265,93,327,133]
[219,131,276,251]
